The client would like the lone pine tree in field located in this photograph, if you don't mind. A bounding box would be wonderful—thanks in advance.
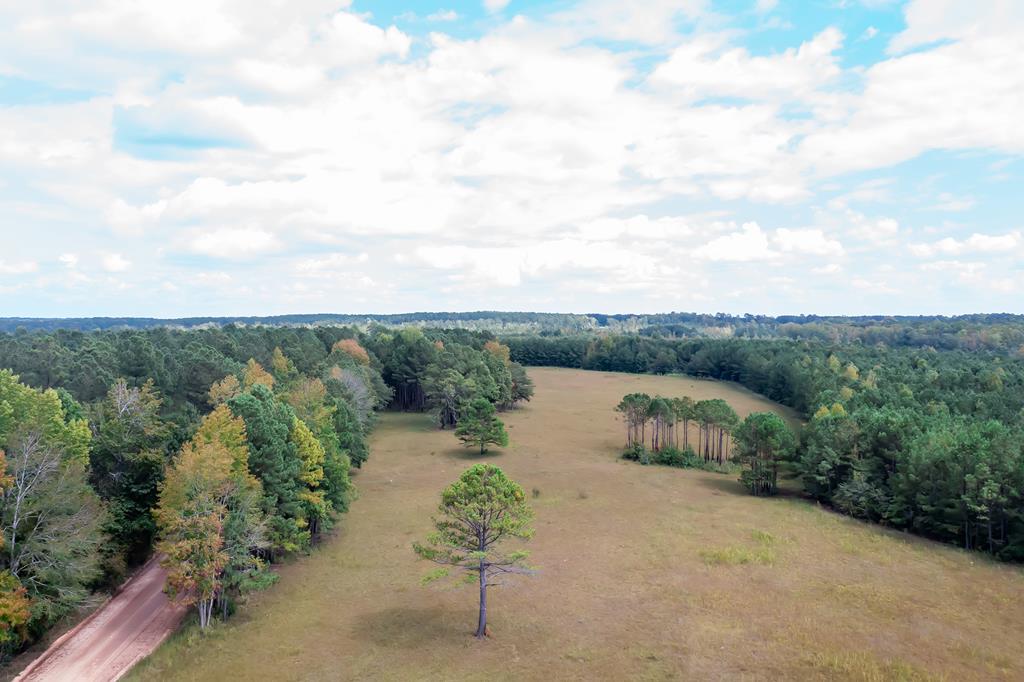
[454,398,509,454]
[413,464,533,638]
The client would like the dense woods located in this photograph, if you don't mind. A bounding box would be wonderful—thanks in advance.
[0,324,535,655]
[516,334,1024,561]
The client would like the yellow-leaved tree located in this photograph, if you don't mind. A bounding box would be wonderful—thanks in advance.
[156,406,268,628]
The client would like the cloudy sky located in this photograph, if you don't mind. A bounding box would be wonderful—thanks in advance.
[1,0,1022,317]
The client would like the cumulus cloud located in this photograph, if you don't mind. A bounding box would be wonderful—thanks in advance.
[0,260,39,275]
[484,0,510,13]
[189,229,283,259]
[909,231,1021,258]
[0,0,1021,315]
[652,28,844,101]
[693,223,774,262]
[773,228,844,256]
[100,253,131,272]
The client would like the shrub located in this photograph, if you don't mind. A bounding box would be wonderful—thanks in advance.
[654,447,701,468]
[622,443,647,462]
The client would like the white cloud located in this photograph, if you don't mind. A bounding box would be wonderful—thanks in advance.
[800,3,1024,176]
[413,239,667,288]
[105,198,167,234]
[756,0,779,12]
[693,222,774,262]
[773,228,844,256]
[932,193,975,212]
[909,231,1021,258]
[189,229,283,259]
[843,213,899,245]
[852,277,896,294]
[296,252,370,273]
[427,10,458,22]
[0,1,1021,315]
[58,253,79,268]
[100,253,131,272]
[484,0,510,13]
[652,28,844,101]
[0,260,39,275]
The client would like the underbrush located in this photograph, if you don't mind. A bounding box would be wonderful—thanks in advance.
[622,443,737,474]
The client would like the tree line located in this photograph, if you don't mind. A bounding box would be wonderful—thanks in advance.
[513,334,1024,561]
[7,312,1024,352]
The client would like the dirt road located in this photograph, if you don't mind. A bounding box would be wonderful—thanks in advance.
[16,557,187,682]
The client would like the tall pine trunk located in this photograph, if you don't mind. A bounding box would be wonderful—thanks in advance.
[476,561,487,638]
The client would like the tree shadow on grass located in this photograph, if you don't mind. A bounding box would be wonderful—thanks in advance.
[696,474,748,496]
[352,606,471,648]
[444,447,506,462]
[697,472,805,499]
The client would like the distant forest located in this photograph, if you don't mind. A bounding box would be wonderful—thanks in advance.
[3,312,1024,352]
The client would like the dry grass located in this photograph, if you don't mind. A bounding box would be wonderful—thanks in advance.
[130,368,1024,681]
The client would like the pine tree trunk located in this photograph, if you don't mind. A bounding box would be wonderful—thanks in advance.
[476,562,487,638]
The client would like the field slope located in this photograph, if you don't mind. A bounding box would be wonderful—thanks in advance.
[132,367,1024,681]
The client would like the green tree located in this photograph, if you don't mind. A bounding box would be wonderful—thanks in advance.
[615,393,651,450]
[89,379,169,565]
[0,371,103,635]
[413,464,534,638]
[228,384,306,555]
[735,412,795,496]
[454,398,509,454]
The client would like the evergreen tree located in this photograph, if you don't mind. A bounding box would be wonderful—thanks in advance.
[413,464,534,638]
[454,398,510,454]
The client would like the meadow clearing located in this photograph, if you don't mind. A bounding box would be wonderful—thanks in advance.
[131,367,1024,681]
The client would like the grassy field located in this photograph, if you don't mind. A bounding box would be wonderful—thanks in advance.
[131,368,1024,681]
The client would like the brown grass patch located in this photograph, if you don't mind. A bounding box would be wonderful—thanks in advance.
[130,368,1024,681]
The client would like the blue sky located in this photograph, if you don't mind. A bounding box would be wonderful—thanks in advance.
[0,0,1022,317]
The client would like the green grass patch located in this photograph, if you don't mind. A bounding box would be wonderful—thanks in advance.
[804,650,941,681]
[699,545,775,566]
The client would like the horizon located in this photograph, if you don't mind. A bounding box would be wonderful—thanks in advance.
[2,309,1023,324]
[2,1,1023,317]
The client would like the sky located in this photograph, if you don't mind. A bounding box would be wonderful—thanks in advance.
[0,0,1022,318]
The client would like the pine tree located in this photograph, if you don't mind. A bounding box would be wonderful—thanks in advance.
[454,398,509,454]
[413,464,533,638]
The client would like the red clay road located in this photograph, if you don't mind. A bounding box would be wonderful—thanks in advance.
[16,557,187,682]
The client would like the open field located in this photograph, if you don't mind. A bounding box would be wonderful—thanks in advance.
[131,368,1024,681]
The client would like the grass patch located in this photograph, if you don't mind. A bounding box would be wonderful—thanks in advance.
[699,545,775,566]
[804,650,941,681]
